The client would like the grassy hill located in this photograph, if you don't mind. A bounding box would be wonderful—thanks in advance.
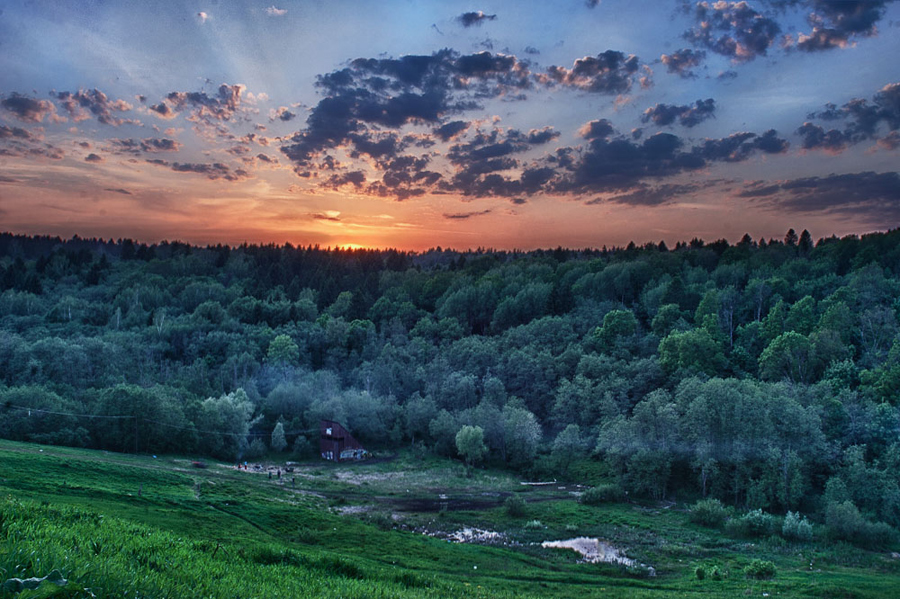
[2,440,899,598]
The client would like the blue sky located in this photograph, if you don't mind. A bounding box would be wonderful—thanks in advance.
[1,0,898,249]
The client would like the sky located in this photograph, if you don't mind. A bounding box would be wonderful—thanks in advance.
[1,0,899,251]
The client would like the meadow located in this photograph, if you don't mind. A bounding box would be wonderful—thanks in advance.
[2,439,899,598]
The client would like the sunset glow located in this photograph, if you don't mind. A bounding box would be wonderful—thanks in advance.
[1,1,899,249]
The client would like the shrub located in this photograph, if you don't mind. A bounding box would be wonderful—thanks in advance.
[782,511,814,541]
[725,509,778,538]
[744,559,776,579]
[825,501,897,549]
[244,438,267,460]
[689,498,729,528]
[524,519,543,529]
[504,494,527,518]
[695,566,706,580]
[580,484,625,505]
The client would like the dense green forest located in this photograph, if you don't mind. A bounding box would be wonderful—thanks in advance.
[2,229,900,545]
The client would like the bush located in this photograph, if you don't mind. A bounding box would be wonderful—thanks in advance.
[580,483,625,505]
[744,559,776,579]
[244,438,267,460]
[504,494,527,517]
[825,501,897,549]
[725,509,778,538]
[524,519,543,529]
[694,566,706,580]
[782,511,814,541]
[689,498,729,528]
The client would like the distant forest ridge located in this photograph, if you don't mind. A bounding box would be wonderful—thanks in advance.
[2,227,900,545]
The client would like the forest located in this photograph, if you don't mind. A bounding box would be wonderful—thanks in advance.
[2,228,900,546]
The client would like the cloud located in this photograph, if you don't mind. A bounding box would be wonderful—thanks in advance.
[0,125,37,141]
[282,49,532,171]
[146,159,250,181]
[0,176,19,183]
[323,170,366,189]
[457,11,497,27]
[795,0,893,52]
[444,209,492,219]
[85,153,104,163]
[52,89,133,126]
[109,137,182,154]
[104,187,132,195]
[642,99,716,128]
[800,82,900,151]
[270,106,296,122]
[740,171,900,221]
[197,12,210,24]
[684,1,781,62]
[265,6,287,17]
[601,183,699,206]
[152,84,247,123]
[540,50,642,94]
[140,138,181,152]
[550,127,788,196]
[311,211,341,221]
[796,122,852,152]
[1,93,58,123]
[524,46,540,55]
[877,131,900,150]
[434,120,470,141]
[579,119,616,140]
[660,48,706,78]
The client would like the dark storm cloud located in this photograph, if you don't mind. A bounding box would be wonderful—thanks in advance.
[146,159,250,181]
[152,84,246,122]
[434,120,470,141]
[740,171,900,221]
[684,1,781,62]
[52,89,133,126]
[540,50,642,94]
[796,122,852,152]
[800,82,900,151]
[281,49,532,170]
[85,153,104,163]
[443,209,492,219]
[457,11,497,27]
[660,48,707,78]
[1,93,57,123]
[104,187,132,195]
[550,128,788,196]
[642,99,716,128]
[796,0,894,52]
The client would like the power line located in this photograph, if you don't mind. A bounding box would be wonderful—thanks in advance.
[4,404,133,419]
[4,403,319,438]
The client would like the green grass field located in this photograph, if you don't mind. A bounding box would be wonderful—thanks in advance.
[1,440,898,598]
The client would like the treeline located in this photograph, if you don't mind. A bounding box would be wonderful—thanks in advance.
[2,229,900,531]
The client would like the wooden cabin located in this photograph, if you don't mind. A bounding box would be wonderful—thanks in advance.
[319,420,368,462]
